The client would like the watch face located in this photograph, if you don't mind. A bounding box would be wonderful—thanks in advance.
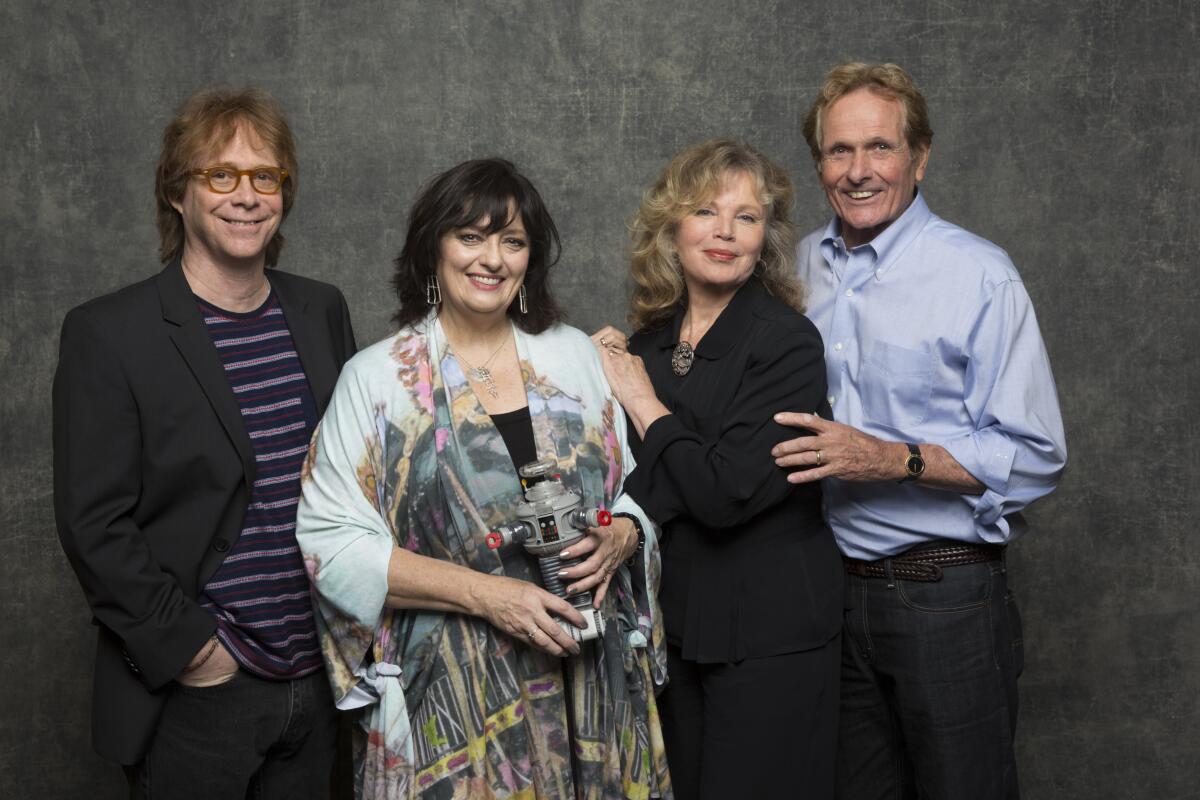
[905,454,925,476]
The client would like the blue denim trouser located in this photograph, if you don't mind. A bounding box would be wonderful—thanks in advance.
[129,669,338,800]
[836,559,1023,800]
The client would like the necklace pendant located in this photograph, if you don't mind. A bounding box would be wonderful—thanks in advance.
[671,341,694,376]
[472,367,491,383]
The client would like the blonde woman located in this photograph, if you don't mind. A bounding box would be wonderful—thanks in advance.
[593,139,842,798]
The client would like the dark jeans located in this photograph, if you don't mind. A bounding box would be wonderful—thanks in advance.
[127,669,338,800]
[658,638,840,800]
[837,559,1023,800]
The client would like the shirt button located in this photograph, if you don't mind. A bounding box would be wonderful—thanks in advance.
[834,342,843,351]
[828,395,836,405]
[213,539,230,552]
[845,289,854,297]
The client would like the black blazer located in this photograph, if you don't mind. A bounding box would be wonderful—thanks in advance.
[624,278,843,663]
[52,258,357,764]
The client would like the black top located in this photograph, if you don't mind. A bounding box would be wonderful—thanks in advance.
[624,277,843,663]
[491,405,537,473]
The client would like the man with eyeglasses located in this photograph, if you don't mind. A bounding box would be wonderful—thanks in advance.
[53,87,356,798]
[771,63,1067,798]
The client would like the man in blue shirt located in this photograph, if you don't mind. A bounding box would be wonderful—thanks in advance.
[773,63,1067,798]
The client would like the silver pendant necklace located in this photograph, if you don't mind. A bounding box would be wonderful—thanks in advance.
[450,327,512,398]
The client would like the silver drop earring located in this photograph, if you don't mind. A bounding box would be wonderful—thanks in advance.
[518,285,528,315]
[426,274,441,305]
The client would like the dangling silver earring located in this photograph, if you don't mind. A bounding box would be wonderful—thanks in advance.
[518,285,528,315]
[426,274,441,305]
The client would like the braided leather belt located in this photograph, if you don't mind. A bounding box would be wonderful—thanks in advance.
[843,541,1005,582]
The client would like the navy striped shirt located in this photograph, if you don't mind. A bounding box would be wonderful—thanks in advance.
[196,292,323,679]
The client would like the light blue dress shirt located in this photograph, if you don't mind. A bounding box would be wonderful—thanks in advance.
[796,191,1067,560]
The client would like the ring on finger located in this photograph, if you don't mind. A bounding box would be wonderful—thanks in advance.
[600,337,609,346]
[816,450,823,466]
[527,628,538,640]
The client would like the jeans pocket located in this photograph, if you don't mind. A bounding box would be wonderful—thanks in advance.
[893,570,998,682]
[896,565,992,613]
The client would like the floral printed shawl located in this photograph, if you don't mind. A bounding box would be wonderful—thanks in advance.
[297,313,670,799]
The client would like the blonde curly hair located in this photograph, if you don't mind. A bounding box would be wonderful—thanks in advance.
[628,138,802,331]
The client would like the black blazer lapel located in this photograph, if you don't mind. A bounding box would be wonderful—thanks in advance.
[270,270,338,413]
[155,258,256,488]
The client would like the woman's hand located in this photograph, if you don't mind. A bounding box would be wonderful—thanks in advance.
[592,324,668,436]
[559,516,639,608]
[470,574,586,657]
[590,325,628,355]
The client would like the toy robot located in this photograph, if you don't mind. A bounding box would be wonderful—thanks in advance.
[486,458,611,643]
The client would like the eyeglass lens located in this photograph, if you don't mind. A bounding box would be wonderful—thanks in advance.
[203,167,284,194]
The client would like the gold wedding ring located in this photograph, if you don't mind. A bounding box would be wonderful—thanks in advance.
[816,450,823,466]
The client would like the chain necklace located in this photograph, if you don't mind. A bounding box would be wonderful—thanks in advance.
[449,326,512,398]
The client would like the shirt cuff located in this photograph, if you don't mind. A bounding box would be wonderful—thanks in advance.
[940,429,1017,499]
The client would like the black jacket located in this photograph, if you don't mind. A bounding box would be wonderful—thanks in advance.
[52,257,356,764]
[625,278,843,663]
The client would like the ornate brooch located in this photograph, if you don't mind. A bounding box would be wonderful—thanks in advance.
[671,341,694,376]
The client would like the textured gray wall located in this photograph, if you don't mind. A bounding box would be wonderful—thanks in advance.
[2,0,1196,796]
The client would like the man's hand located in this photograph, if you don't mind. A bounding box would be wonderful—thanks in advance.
[176,636,240,687]
[771,412,905,484]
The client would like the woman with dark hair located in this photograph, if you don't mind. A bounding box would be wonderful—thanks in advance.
[296,158,672,799]
[593,139,843,798]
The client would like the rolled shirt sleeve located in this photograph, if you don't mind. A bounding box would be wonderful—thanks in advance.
[940,279,1067,540]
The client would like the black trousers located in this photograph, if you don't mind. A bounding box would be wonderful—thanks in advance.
[126,669,339,800]
[658,638,840,800]
[837,560,1023,800]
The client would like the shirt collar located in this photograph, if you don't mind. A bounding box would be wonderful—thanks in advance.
[657,276,767,361]
[819,189,932,279]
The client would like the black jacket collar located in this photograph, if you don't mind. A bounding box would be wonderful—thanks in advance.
[656,276,771,362]
[154,257,335,488]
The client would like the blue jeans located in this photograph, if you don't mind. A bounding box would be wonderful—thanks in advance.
[128,669,338,800]
[836,559,1023,800]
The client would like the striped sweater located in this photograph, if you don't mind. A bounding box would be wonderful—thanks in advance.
[196,292,323,679]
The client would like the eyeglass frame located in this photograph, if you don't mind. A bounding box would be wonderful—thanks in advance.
[189,165,290,195]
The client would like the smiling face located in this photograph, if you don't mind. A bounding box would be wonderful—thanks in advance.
[436,202,530,327]
[819,88,929,248]
[673,170,767,302]
[172,124,284,273]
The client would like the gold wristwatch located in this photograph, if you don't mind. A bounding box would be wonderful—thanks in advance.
[900,443,925,483]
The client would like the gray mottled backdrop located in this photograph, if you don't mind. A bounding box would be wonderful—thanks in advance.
[2,0,1196,796]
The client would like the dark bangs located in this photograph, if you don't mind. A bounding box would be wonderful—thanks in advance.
[392,158,564,334]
